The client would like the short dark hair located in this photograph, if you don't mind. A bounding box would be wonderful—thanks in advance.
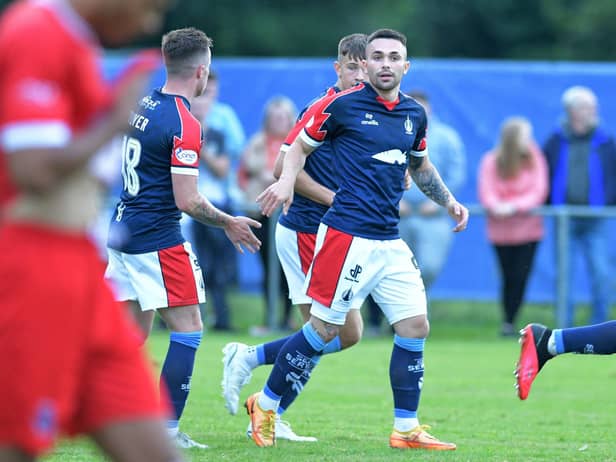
[337,33,368,62]
[161,27,213,77]
[367,28,407,47]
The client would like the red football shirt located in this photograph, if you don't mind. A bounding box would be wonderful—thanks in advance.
[0,0,112,205]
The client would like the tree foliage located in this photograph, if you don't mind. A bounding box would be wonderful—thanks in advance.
[2,0,616,60]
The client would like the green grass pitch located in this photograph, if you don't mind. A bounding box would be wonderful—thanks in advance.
[43,297,616,462]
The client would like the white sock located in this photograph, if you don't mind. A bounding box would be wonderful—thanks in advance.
[257,391,279,412]
[245,345,260,369]
[547,331,558,356]
[167,425,179,438]
[394,417,419,432]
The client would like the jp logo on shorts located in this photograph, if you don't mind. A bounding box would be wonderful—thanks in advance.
[345,264,362,283]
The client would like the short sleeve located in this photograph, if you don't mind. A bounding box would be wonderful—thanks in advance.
[410,107,429,157]
[170,97,202,176]
[0,31,72,152]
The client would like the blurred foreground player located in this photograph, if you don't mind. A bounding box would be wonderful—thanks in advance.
[0,0,183,461]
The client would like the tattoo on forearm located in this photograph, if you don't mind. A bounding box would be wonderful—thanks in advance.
[189,201,227,227]
[410,163,452,207]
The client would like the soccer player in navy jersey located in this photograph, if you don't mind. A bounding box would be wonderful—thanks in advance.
[221,33,367,442]
[248,28,468,449]
[516,321,616,400]
[105,28,261,449]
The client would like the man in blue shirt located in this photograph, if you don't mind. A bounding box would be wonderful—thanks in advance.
[105,28,260,449]
[248,28,468,450]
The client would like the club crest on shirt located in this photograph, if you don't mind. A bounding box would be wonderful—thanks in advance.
[404,114,413,135]
[174,148,198,165]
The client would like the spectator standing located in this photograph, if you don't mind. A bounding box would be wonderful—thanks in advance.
[189,86,238,331]
[203,71,246,206]
[399,90,466,289]
[240,96,298,332]
[543,86,616,326]
[478,117,548,336]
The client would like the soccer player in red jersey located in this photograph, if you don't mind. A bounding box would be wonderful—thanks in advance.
[0,0,183,461]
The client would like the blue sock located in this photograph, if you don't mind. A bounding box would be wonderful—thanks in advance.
[390,335,425,418]
[160,330,202,422]
[322,336,342,355]
[258,335,293,365]
[265,323,325,397]
[278,355,321,414]
[556,320,616,355]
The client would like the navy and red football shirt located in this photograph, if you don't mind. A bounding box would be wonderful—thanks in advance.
[108,88,202,253]
[279,86,339,234]
[300,83,428,240]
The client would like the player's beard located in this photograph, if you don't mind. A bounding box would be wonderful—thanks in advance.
[372,75,399,92]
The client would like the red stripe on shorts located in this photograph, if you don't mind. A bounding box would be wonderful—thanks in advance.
[158,244,199,307]
[306,227,353,307]
[297,231,317,275]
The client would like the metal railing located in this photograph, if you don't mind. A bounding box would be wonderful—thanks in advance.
[260,204,616,329]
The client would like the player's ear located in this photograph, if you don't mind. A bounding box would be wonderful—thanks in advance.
[403,60,410,75]
[333,60,341,76]
[196,63,206,79]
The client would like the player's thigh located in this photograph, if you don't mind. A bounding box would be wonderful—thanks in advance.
[371,239,427,325]
[307,226,380,324]
[275,223,315,305]
[122,242,205,311]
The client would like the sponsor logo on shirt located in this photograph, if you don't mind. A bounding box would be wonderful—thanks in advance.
[175,148,198,165]
[361,113,379,126]
[372,149,407,165]
[140,95,161,110]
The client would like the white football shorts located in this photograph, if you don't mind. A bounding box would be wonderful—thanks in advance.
[276,222,364,309]
[105,241,205,311]
[305,224,426,325]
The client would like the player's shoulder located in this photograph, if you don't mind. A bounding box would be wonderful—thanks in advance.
[400,92,426,111]
[319,83,366,111]
[0,2,76,52]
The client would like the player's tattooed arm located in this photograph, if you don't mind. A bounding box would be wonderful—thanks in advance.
[408,155,453,208]
[173,173,232,227]
[188,198,231,227]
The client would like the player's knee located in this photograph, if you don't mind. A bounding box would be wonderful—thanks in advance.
[309,316,339,343]
[393,315,430,339]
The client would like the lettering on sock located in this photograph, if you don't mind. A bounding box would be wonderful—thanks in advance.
[284,351,316,394]
[407,358,424,373]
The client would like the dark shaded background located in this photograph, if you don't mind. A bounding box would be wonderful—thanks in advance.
[3,0,616,60]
